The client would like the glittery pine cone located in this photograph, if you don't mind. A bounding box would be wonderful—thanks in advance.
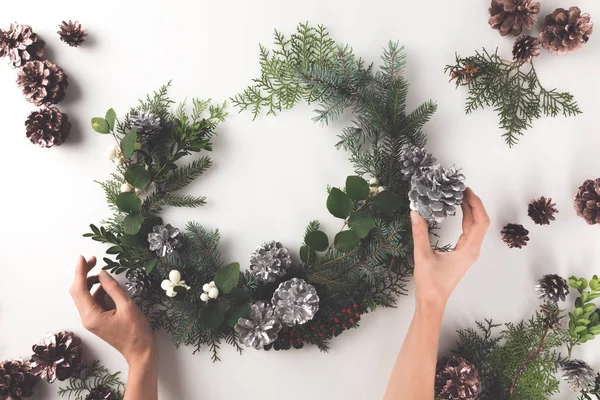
[536,274,569,303]
[125,269,152,296]
[234,301,282,350]
[131,111,162,142]
[85,385,117,400]
[528,196,558,225]
[147,224,182,257]
[17,60,69,106]
[57,20,87,47]
[0,359,39,400]
[25,106,71,148]
[435,356,480,400]
[501,223,530,249]
[540,7,593,55]
[408,164,466,223]
[0,23,45,68]
[272,278,320,327]
[489,0,540,36]
[562,360,596,392]
[399,146,437,180]
[30,330,83,383]
[512,35,541,62]
[574,179,600,225]
[250,241,292,282]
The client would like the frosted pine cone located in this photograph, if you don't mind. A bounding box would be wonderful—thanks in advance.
[489,0,540,36]
[131,111,162,141]
[435,356,480,400]
[536,274,569,303]
[17,60,69,106]
[512,35,541,62]
[250,241,292,282]
[0,23,45,68]
[540,7,593,55]
[25,106,71,148]
[272,278,320,326]
[57,20,87,47]
[30,330,83,383]
[408,164,466,223]
[562,360,596,392]
[234,301,282,350]
[528,196,558,225]
[125,269,152,295]
[0,359,39,400]
[574,179,600,225]
[399,146,437,180]
[85,385,117,400]
[147,224,182,257]
[501,223,529,249]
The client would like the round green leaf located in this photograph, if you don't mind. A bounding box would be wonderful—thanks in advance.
[123,213,144,235]
[305,230,329,252]
[120,129,138,159]
[299,245,317,265]
[227,302,251,328]
[214,262,240,294]
[372,190,403,215]
[105,108,117,131]
[91,117,110,134]
[334,230,360,253]
[201,303,225,329]
[116,192,142,214]
[144,258,157,273]
[327,188,353,219]
[125,164,151,189]
[345,176,370,201]
[348,212,376,238]
[590,278,599,291]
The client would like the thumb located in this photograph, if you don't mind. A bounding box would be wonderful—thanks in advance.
[99,271,131,309]
[411,211,433,258]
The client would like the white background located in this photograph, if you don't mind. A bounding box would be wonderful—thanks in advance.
[1,0,600,399]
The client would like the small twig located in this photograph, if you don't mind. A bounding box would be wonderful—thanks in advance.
[508,326,551,395]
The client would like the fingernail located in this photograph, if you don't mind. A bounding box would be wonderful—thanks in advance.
[99,271,110,281]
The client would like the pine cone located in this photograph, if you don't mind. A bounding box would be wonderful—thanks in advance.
[85,385,117,400]
[574,179,600,225]
[130,111,162,142]
[57,20,87,47]
[250,241,292,282]
[562,360,596,392]
[501,223,530,249]
[17,60,69,106]
[489,0,540,36]
[399,146,437,180]
[528,196,558,225]
[435,356,480,400]
[0,23,45,68]
[30,330,83,383]
[540,7,593,55]
[125,269,152,296]
[25,106,71,148]
[0,359,39,400]
[408,164,466,223]
[512,35,541,62]
[536,274,569,303]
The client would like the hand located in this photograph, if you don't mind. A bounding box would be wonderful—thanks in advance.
[411,188,490,313]
[69,256,157,367]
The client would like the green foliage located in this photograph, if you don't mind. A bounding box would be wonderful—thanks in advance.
[57,360,125,400]
[120,129,137,159]
[304,230,329,252]
[345,176,370,201]
[446,48,581,147]
[124,164,150,189]
[347,212,376,238]
[327,187,353,219]
[568,275,600,352]
[371,190,403,214]
[214,262,241,294]
[91,117,110,134]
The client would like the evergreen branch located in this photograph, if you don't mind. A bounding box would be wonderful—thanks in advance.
[162,157,212,192]
[509,325,551,395]
[158,193,207,208]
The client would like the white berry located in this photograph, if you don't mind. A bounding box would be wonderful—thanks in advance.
[202,283,211,292]
[169,270,181,283]
[161,279,172,291]
[208,287,219,299]
[369,177,379,186]
[120,183,134,193]
[209,281,216,288]
[105,145,118,160]
[200,293,210,302]
[377,186,385,193]
[166,288,177,297]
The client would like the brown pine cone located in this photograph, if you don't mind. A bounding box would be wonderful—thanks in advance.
[489,0,540,36]
[512,35,541,62]
[30,330,83,383]
[574,179,600,225]
[501,223,530,248]
[25,107,71,148]
[57,20,87,47]
[17,60,69,106]
[435,356,480,400]
[540,7,593,55]
[0,359,39,400]
[528,196,558,225]
[85,385,117,400]
[0,23,45,68]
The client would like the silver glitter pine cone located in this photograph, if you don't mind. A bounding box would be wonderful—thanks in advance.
[536,274,569,303]
[0,23,45,68]
[399,146,437,180]
[250,241,292,282]
[234,301,282,350]
[562,360,596,392]
[85,385,117,400]
[131,111,162,141]
[272,278,320,327]
[147,224,182,257]
[126,269,152,296]
[30,330,83,383]
[17,60,69,106]
[0,359,39,400]
[409,164,466,223]
[25,106,71,148]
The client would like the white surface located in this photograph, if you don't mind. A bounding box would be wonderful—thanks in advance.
[1,0,600,399]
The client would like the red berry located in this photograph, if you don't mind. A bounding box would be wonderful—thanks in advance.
[311,325,317,330]
[289,331,294,337]
[334,317,340,323]
[318,332,324,337]
[289,339,294,344]
[342,324,347,329]
[320,325,325,329]
[355,313,361,318]
[297,338,304,343]
[349,318,355,323]
[353,304,359,309]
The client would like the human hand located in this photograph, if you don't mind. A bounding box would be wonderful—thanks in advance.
[411,188,490,313]
[69,256,157,367]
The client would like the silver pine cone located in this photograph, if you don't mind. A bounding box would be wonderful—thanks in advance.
[234,301,282,350]
[272,278,320,326]
[126,269,152,296]
[409,164,466,223]
[562,360,596,392]
[535,274,569,303]
[399,146,437,180]
[131,111,161,139]
[147,224,182,257]
[250,241,292,282]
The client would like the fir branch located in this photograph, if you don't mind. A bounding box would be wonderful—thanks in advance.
[57,361,125,400]
[162,157,212,192]
[157,193,207,208]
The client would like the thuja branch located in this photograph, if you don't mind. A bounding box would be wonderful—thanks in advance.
[508,325,551,395]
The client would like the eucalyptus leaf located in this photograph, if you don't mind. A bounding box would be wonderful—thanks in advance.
[91,117,110,134]
[327,188,353,219]
[372,190,402,214]
[145,258,158,273]
[345,176,370,201]
[305,230,329,252]
[348,212,376,238]
[334,230,360,253]
[123,213,144,235]
[214,262,240,294]
[105,108,117,131]
[116,192,142,214]
[125,164,151,189]
[121,129,138,159]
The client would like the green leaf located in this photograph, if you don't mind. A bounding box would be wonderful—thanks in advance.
[120,129,137,159]
[124,164,151,189]
[590,278,599,291]
[583,303,597,313]
[145,259,157,273]
[227,302,251,327]
[579,278,589,291]
[327,188,353,219]
[575,307,584,317]
[230,287,251,304]
[123,213,144,235]
[372,190,402,214]
[574,325,588,334]
[91,117,110,134]
[299,245,317,264]
[589,325,600,335]
[588,292,600,301]
[105,108,117,131]
[334,230,360,253]
[575,297,583,308]
[90,224,101,235]
[305,230,329,252]
[580,334,595,342]
[173,286,187,294]
[345,176,370,201]
[591,312,600,325]
[578,319,592,326]
[582,292,589,303]
[121,234,143,247]
[116,192,142,214]
[214,262,240,294]
[348,212,376,239]
[106,246,122,254]
[201,302,225,329]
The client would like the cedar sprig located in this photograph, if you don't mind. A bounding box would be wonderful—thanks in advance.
[57,360,125,400]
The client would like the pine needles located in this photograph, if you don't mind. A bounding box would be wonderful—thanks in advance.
[446,48,581,147]
[57,361,125,400]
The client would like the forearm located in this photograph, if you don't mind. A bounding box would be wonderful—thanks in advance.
[124,350,159,400]
[383,301,444,400]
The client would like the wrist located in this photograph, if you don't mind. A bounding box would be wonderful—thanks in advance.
[126,346,158,370]
[415,295,447,319]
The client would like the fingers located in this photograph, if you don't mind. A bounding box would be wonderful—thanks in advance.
[70,256,99,316]
[464,188,490,229]
[460,199,474,234]
[411,211,433,259]
[92,286,115,311]
[457,188,490,252]
[98,271,131,309]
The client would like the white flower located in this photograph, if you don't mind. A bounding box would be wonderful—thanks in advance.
[120,183,134,193]
[161,269,191,297]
